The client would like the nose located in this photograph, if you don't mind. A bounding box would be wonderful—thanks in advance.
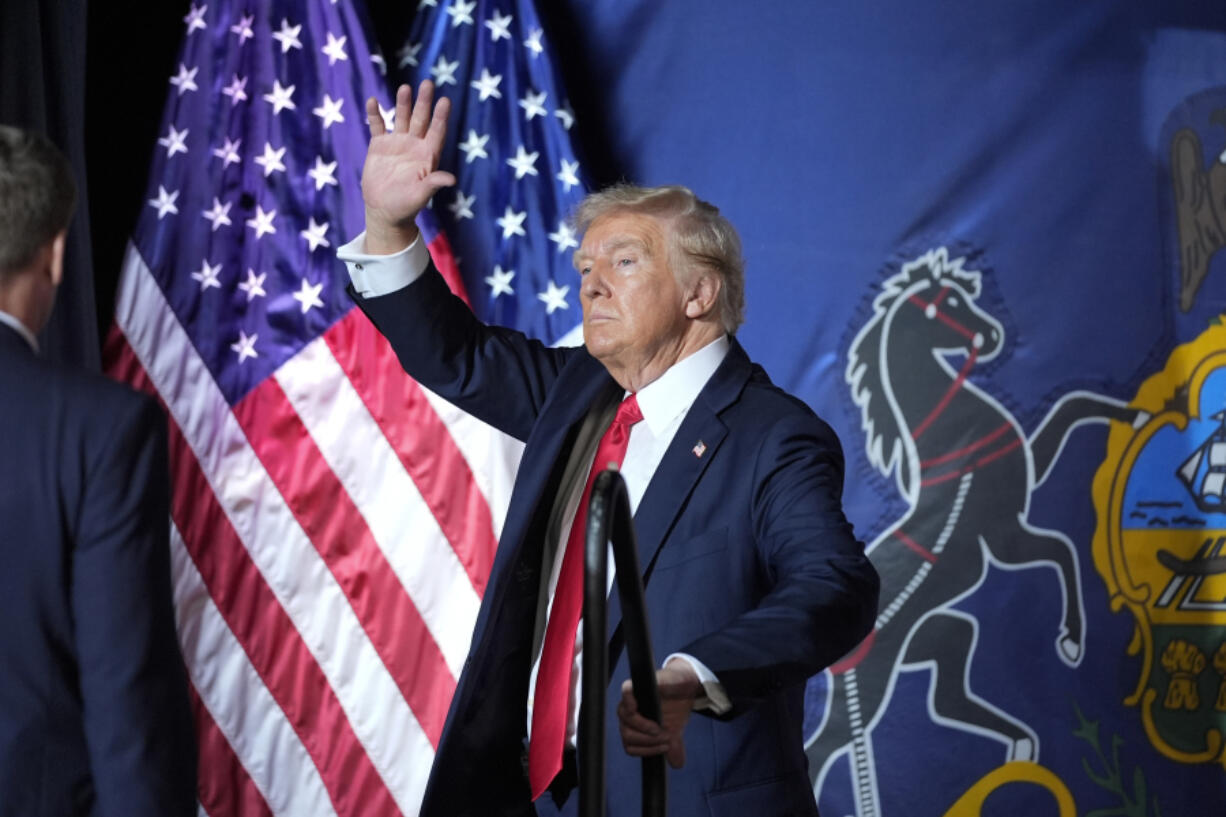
[580,264,607,302]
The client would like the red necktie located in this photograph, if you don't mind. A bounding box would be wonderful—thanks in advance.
[528,393,643,799]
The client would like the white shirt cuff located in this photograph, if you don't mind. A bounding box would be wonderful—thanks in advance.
[664,652,731,715]
[337,230,432,298]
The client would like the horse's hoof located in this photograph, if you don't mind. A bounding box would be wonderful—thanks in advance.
[1010,737,1037,762]
[1058,635,1082,665]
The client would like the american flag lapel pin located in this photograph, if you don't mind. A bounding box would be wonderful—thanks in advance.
[692,440,707,458]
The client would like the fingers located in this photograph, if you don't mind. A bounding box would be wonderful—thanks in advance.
[617,706,665,741]
[620,679,636,710]
[617,679,688,765]
[366,96,385,137]
[617,700,669,756]
[617,682,661,743]
[666,736,686,769]
[425,93,452,152]
[425,170,457,191]
[367,85,414,135]
[368,82,450,148]
[394,83,413,133]
[617,708,685,765]
[620,729,669,756]
[408,80,436,138]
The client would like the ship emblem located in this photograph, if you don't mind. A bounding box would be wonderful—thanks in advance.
[1090,321,1226,765]
[1176,410,1226,514]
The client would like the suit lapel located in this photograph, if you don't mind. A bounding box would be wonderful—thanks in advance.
[605,340,755,652]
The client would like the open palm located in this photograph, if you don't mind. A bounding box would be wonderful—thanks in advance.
[361,81,456,252]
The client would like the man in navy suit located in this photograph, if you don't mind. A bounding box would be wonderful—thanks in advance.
[0,125,196,816]
[340,83,878,817]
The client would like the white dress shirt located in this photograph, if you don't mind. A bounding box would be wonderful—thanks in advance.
[337,232,732,748]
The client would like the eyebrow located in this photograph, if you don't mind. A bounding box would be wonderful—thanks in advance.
[573,235,649,269]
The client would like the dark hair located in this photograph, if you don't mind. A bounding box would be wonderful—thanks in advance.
[572,184,746,333]
[0,125,77,279]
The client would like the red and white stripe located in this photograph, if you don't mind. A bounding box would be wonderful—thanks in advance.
[106,241,522,817]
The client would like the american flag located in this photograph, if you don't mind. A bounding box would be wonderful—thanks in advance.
[102,1,588,815]
[398,0,590,344]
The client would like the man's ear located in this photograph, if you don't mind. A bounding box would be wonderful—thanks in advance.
[48,229,67,288]
[684,271,720,320]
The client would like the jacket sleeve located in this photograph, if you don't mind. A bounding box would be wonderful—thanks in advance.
[72,394,197,817]
[682,410,879,715]
[349,260,578,442]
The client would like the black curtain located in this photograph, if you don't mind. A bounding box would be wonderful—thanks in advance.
[1,0,98,368]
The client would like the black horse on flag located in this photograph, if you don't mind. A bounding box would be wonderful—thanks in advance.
[806,248,1147,817]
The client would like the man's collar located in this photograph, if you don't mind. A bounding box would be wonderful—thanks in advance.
[633,335,730,435]
[0,309,38,353]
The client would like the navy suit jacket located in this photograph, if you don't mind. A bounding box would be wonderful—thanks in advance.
[353,267,878,817]
[0,322,196,817]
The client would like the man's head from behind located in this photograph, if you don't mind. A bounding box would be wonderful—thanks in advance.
[0,125,77,335]
[571,185,745,391]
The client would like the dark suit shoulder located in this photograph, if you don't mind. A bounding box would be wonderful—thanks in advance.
[45,354,154,408]
[1,345,159,428]
[728,357,842,444]
[0,345,166,547]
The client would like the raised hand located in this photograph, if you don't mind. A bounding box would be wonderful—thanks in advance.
[361,81,456,254]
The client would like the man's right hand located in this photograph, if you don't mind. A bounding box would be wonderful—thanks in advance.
[361,80,456,255]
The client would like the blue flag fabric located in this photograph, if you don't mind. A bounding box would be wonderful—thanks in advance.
[130,1,392,404]
[531,3,1226,817]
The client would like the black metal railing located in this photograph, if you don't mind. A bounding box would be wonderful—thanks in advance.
[580,468,667,817]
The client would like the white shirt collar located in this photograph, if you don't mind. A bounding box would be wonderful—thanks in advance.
[0,309,38,353]
[633,335,730,436]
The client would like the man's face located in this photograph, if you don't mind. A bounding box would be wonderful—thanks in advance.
[575,211,691,376]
